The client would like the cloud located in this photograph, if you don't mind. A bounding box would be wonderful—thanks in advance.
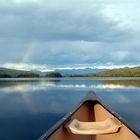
[0,0,139,67]
[2,63,139,72]
[0,0,130,42]
[0,82,125,93]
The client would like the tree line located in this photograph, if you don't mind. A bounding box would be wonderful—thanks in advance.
[0,66,140,78]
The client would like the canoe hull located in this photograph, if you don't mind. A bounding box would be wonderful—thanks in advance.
[39,92,140,140]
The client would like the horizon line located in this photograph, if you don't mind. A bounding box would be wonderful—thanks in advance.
[0,63,139,72]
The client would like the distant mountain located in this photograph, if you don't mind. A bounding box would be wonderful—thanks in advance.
[0,67,40,78]
[1,66,139,78]
[53,68,107,75]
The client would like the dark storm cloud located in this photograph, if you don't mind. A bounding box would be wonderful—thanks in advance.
[0,0,139,68]
[0,1,129,42]
[21,41,139,66]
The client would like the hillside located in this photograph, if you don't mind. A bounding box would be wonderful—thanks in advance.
[0,68,40,78]
[92,66,140,77]
[65,66,140,77]
[0,66,140,78]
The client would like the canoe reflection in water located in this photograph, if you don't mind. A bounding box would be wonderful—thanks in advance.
[39,92,140,140]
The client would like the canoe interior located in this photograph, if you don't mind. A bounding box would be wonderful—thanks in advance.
[47,101,139,140]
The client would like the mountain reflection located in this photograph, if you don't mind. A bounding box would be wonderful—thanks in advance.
[0,79,140,92]
[103,80,140,88]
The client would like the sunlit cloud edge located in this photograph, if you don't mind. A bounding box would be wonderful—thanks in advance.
[1,63,139,72]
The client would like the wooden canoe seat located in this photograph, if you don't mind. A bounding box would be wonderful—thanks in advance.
[66,118,122,135]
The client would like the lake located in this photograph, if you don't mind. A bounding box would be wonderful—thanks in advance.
[0,78,140,140]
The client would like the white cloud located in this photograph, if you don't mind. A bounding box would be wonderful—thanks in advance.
[2,63,53,72]
[1,63,139,72]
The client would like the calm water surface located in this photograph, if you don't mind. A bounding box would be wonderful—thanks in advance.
[0,78,140,140]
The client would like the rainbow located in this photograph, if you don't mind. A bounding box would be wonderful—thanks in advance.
[16,41,35,68]
[19,41,35,64]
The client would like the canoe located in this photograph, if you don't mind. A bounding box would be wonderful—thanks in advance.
[39,92,140,140]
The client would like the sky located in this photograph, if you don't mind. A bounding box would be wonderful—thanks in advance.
[0,0,140,71]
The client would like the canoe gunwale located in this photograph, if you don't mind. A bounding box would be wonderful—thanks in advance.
[38,91,140,140]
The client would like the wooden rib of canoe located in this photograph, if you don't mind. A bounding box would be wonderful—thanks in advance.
[39,92,140,140]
